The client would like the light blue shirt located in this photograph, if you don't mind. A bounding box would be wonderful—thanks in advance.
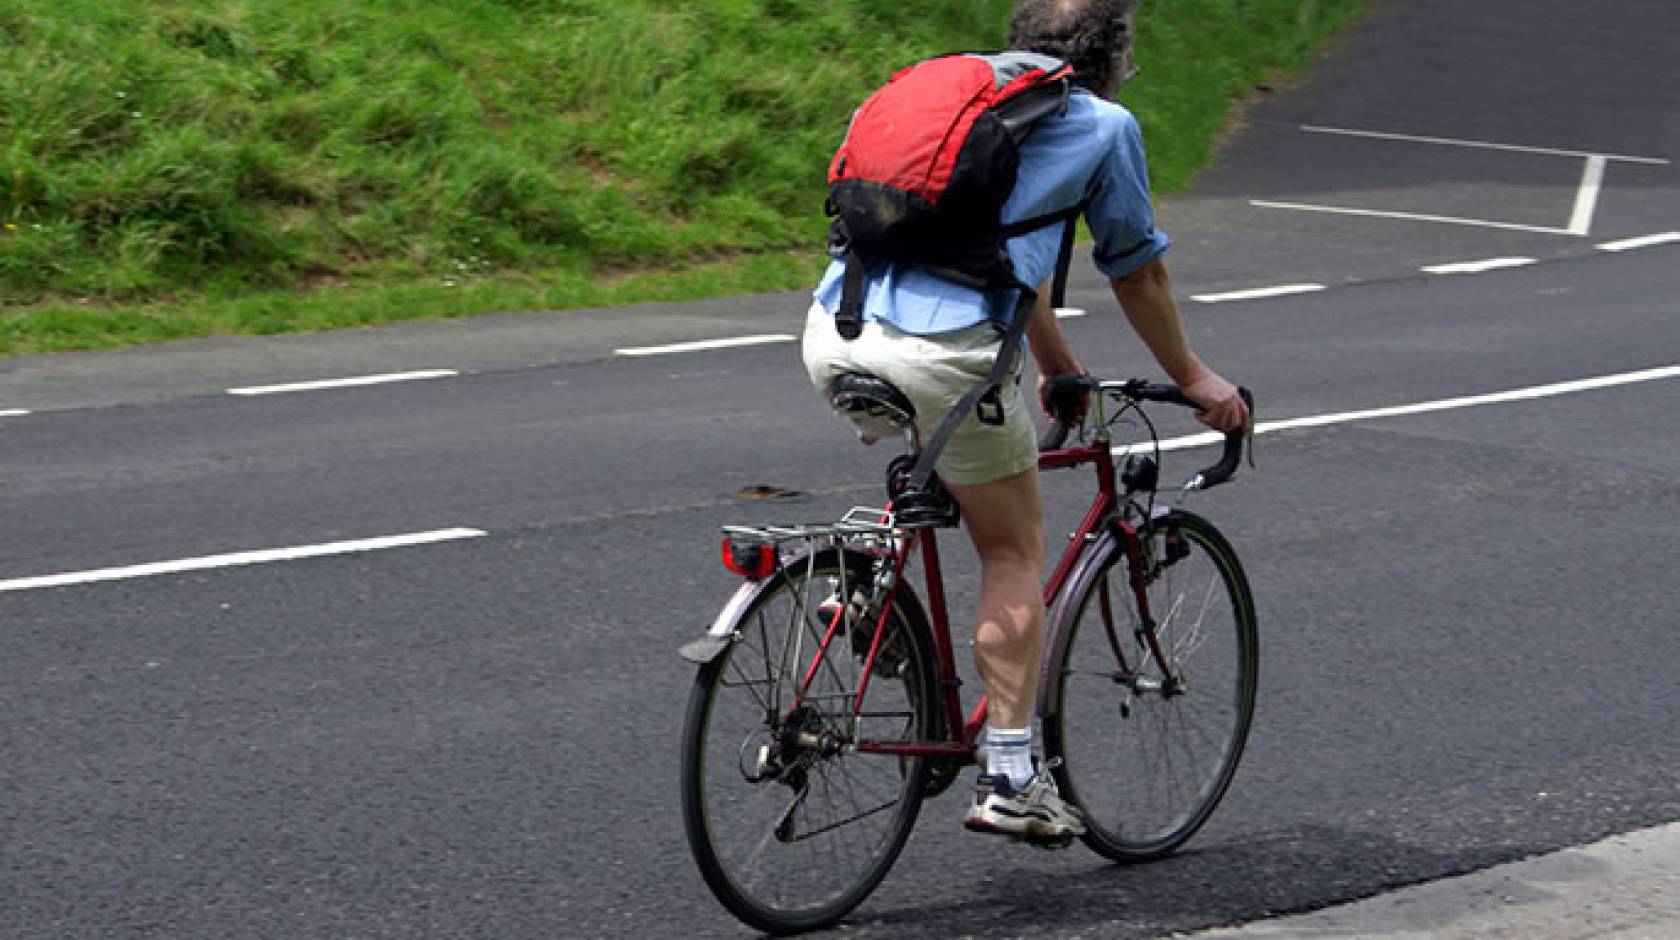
[813,88,1171,334]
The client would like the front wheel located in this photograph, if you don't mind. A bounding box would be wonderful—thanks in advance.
[680,548,937,934]
[1042,509,1258,862]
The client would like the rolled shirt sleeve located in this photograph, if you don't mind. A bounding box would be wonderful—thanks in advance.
[1086,110,1171,280]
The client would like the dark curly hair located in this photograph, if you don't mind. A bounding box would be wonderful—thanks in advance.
[1007,0,1136,89]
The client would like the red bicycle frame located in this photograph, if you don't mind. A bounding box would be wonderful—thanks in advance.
[786,433,1143,763]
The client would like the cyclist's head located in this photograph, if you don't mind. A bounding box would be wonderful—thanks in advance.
[1008,0,1136,94]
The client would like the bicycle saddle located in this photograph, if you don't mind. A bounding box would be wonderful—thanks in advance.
[829,373,916,444]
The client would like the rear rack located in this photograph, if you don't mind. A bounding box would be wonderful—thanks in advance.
[722,506,903,549]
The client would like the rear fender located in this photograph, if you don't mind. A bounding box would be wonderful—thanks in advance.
[678,546,884,666]
[677,577,766,665]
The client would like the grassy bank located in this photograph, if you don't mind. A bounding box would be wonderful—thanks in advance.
[0,0,1366,356]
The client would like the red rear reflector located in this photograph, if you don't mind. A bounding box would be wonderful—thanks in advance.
[721,539,776,580]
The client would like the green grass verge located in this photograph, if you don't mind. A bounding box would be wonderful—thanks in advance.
[0,0,1366,357]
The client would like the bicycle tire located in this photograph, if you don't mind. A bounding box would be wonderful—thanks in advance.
[1042,509,1258,862]
[681,548,937,934]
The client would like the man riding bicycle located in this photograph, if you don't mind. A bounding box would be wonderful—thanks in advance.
[802,0,1249,845]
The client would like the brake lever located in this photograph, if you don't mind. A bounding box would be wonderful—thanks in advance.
[1243,388,1256,470]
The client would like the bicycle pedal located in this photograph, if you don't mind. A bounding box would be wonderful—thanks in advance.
[892,486,960,529]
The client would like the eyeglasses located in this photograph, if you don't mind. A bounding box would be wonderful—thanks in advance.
[1115,15,1138,84]
[1114,46,1140,84]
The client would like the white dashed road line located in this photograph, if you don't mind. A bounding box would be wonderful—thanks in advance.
[0,528,488,594]
[228,370,459,396]
[615,334,797,357]
[1597,231,1680,252]
[1,409,29,418]
[1191,284,1327,304]
[1421,256,1537,275]
[1191,229,1677,309]
[1054,307,1087,318]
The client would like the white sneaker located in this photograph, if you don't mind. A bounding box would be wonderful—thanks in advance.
[963,770,1086,847]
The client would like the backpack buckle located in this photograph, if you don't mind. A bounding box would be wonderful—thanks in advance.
[976,386,1005,426]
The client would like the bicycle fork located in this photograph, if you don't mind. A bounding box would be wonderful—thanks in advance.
[1107,516,1191,698]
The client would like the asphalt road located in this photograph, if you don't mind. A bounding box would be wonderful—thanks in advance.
[3,0,1678,937]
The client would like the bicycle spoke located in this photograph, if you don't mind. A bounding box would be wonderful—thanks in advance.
[1165,574,1220,667]
[792,798,899,842]
[754,607,778,711]
[724,631,777,716]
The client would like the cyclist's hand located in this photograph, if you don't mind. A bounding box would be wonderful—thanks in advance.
[1038,370,1089,427]
[1182,371,1248,433]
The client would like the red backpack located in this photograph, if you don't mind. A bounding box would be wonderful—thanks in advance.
[822,52,1089,507]
[826,51,1082,341]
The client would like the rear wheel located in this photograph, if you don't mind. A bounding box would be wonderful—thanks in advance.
[680,549,936,933]
[1043,510,1257,862]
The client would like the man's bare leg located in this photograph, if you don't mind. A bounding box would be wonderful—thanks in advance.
[946,466,1046,734]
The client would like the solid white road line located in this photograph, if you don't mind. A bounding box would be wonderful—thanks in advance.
[1251,200,1577,236]
[0,528,489,594]
[1421,257,1537,275]
[615,334,797,357]
[1568,155,1608,235]
[1118,364,1680,456]
[1597,232,1680,252]
[228,370,459,396]
[1191,284,1327,304]
[1299,125,1672,165]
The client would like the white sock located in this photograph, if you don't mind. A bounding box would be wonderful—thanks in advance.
[984,726,1034,789]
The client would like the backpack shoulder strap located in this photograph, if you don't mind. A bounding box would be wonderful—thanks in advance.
[1049,203,1080,308]
[835,247,867,340]
[1000,202,1082,240]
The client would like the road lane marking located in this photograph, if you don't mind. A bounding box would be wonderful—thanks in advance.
[1299,125,1671,165]
[615,334,797,357]
[228,370,459,396]
[1054,308,1087,318]
[1,409,29,418]
[0,528,488,594]
[1251,200,1578,236]
[1117,364,1680,456]
[1597,232,1680,252]
[1191,284,1327,304]
[1421,257,1537,275]
[1568,155,1608,235]
[1268,128,1662,238]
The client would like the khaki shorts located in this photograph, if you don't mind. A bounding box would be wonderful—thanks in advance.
[801,301,1037,486]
